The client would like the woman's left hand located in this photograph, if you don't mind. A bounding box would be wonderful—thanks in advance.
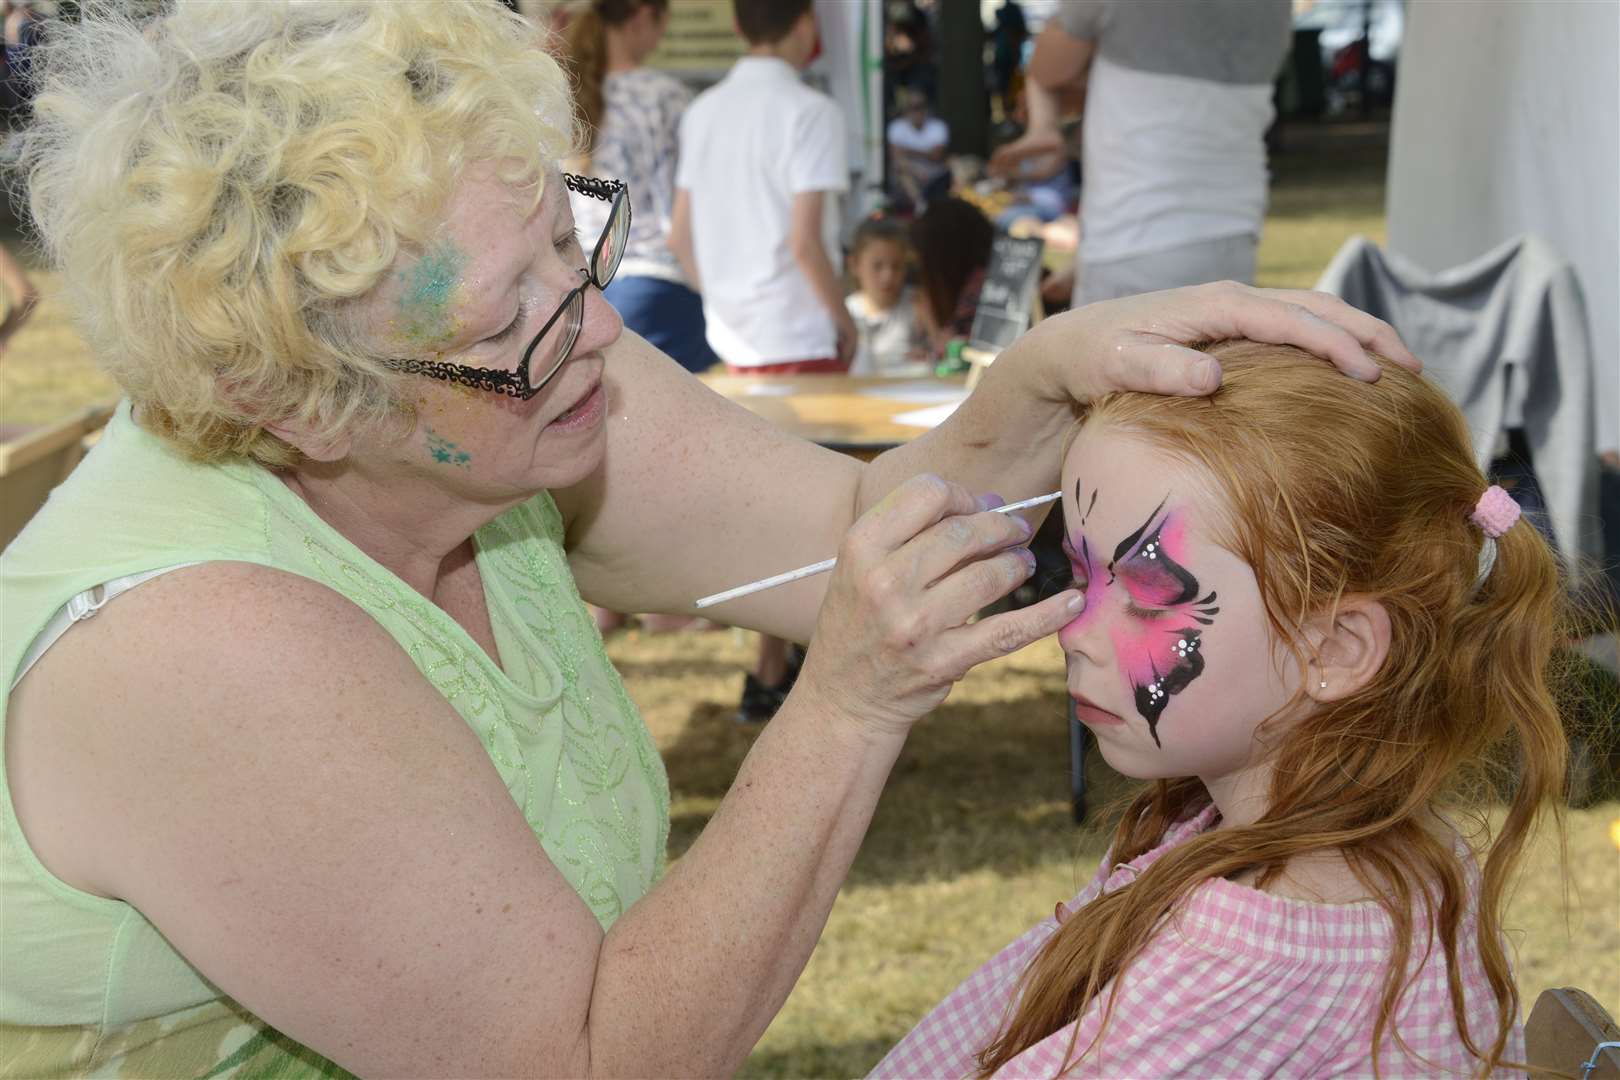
[1012,280,1420,402]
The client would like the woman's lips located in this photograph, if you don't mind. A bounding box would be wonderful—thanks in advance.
[547,381,604,431]
[1071,693,1125,726]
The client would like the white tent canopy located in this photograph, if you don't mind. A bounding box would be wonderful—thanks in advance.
[1386,0,1619,455]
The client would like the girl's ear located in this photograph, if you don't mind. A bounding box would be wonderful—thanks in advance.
[1304,595,1392,702]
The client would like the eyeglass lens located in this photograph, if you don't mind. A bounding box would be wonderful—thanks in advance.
[527,192,628,392]
[594,192,629,284]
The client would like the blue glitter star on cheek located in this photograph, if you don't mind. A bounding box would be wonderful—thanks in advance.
[424,427,474,469]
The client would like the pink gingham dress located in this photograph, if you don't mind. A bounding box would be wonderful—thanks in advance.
[870,804,1521,1079]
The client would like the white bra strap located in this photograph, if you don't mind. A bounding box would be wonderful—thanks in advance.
[11,563,202,692]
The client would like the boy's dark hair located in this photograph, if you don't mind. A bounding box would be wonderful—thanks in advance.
[733,0,812,46]
[849,217,910,261]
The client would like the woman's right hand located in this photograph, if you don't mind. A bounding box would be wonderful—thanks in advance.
[792,473,1084,741]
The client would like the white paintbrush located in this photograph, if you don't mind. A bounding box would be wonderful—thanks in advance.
[694,490,1062,610]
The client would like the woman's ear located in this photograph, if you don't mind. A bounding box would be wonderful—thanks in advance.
[1305,595,1392,702]
[262,417,351,464]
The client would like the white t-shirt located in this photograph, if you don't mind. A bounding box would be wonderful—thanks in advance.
[677,57,848,366]
[1056,0,1290,264]
[886,115,950,187]
[845,287,926,375]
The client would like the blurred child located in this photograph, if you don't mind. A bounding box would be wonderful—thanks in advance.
[874,341,1573,1078]
[671,0,854,377]
[844,219,926,375]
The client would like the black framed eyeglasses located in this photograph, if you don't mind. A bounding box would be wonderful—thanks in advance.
[386,173,630,401]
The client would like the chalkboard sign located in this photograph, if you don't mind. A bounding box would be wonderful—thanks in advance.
[968,233,1044,353]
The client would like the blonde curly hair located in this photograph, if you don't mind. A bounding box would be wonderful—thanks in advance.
[15,0,577,466]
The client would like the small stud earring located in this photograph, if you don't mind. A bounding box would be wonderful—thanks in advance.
[1319,680,1327,689]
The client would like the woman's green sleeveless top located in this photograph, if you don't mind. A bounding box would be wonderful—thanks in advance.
[0,403,669,1077]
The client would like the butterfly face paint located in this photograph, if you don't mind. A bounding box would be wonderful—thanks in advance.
[1062,486,1220,746]
[1059,425,1309,808]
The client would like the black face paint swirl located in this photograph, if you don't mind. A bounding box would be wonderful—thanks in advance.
[1109,502,1220,747]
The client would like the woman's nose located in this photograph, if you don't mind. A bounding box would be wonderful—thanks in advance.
[575,280,623,356]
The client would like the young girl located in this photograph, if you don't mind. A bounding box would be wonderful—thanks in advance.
[845,218,928,375]
[873,340,1570,1078]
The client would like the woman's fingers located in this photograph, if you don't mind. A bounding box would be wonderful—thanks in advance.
[921,543,1038,626]
[1062,281,1421,399]
[846,473,982,559]
[905,505,1034,590]
[1173,282,1382,381]
[941,588,1085,672]
[1267,288,1420,371]
[1100,341,1222,398]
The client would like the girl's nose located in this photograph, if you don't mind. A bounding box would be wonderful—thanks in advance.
[1056,594,1112,665]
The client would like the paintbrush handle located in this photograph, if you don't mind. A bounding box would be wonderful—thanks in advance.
[693,490,1060,610]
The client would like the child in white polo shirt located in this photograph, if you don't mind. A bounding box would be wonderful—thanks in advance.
[670,0,853,722]
[671,0,853,378]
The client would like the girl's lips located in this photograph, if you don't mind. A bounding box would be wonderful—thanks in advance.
[1071,694,1125,726]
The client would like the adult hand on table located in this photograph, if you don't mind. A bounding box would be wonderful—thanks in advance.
[1016,281,1420,402]
[795,474,1081,741]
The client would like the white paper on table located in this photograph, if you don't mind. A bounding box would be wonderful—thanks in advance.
[855,381,968,405]
[742,383,796,397]
[892,401,963,429]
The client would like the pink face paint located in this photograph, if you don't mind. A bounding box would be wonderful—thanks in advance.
[1060,483,1220,747]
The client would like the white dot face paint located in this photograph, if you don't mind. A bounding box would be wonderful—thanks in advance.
[1056,424,1305,793]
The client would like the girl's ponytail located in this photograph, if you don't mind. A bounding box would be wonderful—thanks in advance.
[562,3,609,162]
[1442,494,1570,1065]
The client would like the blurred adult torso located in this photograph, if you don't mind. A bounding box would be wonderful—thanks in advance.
[572,67,691,285]
[1059,0,1291,264]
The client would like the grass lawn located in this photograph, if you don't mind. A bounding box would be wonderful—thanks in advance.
[610,631,1619,1079]
[3,118,1616,1078]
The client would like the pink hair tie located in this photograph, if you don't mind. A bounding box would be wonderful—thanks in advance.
[1470,485,1521,538]
[1470,485,1521,591]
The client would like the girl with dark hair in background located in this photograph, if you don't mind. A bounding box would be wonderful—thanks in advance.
[564,0,716,375]
[910,196,994,356]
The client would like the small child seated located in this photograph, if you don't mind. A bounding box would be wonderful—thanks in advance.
[873,340,1572,1078]
[844,218,927,375]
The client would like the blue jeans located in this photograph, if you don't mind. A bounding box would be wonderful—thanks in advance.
[602,275,718,375]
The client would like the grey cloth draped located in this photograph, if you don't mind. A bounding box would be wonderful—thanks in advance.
[1317,234,1603,579]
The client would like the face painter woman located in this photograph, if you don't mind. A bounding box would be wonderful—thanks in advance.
[0,3,1416,1075]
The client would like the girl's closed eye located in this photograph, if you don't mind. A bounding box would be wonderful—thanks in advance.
[1125,600,1169,620]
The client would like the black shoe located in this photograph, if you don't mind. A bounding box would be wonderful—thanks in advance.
[735,644,808,725]
[736,672,791,725]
